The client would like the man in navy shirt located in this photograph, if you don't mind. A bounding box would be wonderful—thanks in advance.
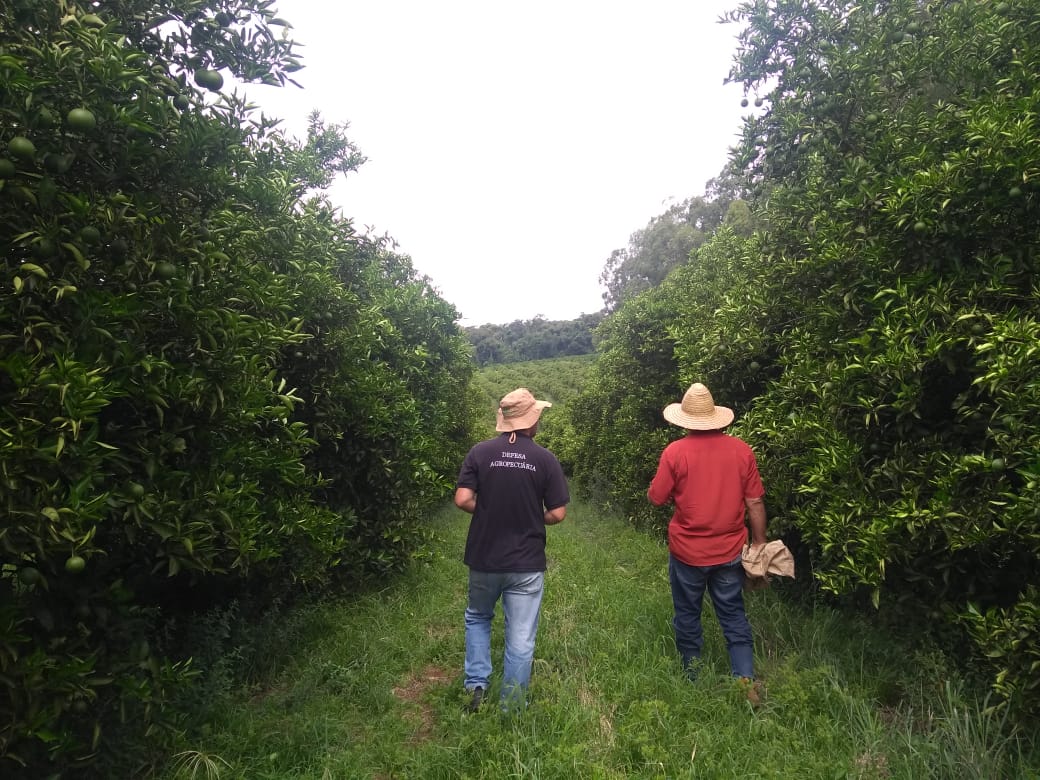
[455,387,569,712]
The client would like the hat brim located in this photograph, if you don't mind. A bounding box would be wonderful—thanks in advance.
[496,400,552,432]
[663,403,734,430]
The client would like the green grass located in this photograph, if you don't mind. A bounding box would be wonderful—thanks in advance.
[159,500,1039,779]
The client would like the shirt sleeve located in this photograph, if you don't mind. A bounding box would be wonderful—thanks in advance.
[743,449,765,499]
[543,456,570,510]
[647,448,674,505]
[457,448,479,490]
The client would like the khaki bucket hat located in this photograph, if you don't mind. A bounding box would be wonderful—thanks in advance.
[496,387,552,432]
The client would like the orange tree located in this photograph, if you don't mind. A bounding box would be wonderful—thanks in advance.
[567,0,1040,719]
[0,1,472,774]
[718,0,1040,718]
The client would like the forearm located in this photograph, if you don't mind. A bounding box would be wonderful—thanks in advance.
[454,488,476,514]
[746,498,767,545]
[544,506,566,525]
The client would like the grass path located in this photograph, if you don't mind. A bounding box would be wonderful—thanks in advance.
[166,499,1036,779]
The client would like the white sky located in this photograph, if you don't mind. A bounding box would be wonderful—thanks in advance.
[245,1,749,326]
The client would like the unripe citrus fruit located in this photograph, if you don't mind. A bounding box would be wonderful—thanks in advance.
[740,98,749,107]
[79,226,101,244]
[0,158,15,178]
[67,108,97,132]
[43,153,72,174]
[33,238,57,258]
[65,555,86,574]
[155,262,177,279]
[128,482,145,499]
[1008,186,1022,198]
[38,107,58,127]
[194,69,224,91]
[18,566,42,586]
[8,136,36,161]
[173,94,191,111]
[913,221,927,233]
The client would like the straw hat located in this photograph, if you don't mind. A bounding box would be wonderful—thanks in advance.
[663,383,734,430]
[496,387,552,432]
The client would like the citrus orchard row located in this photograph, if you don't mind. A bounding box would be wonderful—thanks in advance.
[0,2,474,775]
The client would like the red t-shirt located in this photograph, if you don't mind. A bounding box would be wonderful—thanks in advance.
[647,431,765,566]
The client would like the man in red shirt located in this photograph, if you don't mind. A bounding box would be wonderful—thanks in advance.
[648,382,767,686]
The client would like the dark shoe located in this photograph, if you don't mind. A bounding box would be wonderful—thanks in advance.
[464,686,484,713]
[681,655,700,682]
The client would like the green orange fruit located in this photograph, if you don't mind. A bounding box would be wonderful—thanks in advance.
[67,108,97,132]
[65,555,86,574]
[8,136,36,161]
[18,566,42,586]
[43,153,72,174]
[79,226,101,244]
[0,158,15,178]
[194,69,224,91]
[33,238,57,258]
[155,262,177,279]
[38,107,58,127]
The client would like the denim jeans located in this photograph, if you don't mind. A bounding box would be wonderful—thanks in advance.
[464,570,544,706]
[669,553,754,678]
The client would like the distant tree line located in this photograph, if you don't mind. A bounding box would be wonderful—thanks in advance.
[464,312,604,365]
[465,190,751,367]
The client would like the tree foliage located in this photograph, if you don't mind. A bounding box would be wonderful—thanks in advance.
[565,0,1040,719]
[598,194,753,312]
[464,312,603,366]
[0,1,473,773]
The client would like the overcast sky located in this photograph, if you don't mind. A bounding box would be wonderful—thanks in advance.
[247,1,749,326]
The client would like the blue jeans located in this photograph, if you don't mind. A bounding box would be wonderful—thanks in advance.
[464,570,544,706]
[669,553,754,678]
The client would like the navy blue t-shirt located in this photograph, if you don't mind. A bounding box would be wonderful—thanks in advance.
[457,433,569,572]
